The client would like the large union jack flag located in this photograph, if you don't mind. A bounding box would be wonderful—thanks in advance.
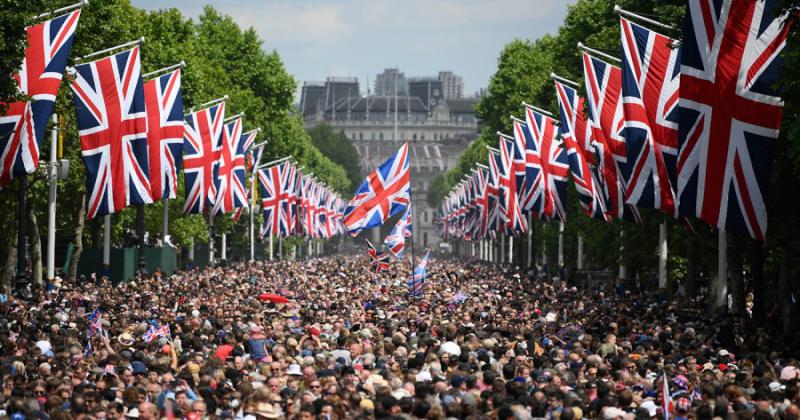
[70,47,152,219]
[620,17,681,216]
[555,80,609,221]
[212,117,248,215]
[473,167,490,238]
[498,135,528,234]
[144,69,183,201]
[258,161,292,237]
[385,206,412,258]
[582,52,641,222]
[486,148,504,235]
[677,0,791,240]
[0,10,81,188]
[344,142,411,236]
[523,105,570,222]
[183,101,225,214]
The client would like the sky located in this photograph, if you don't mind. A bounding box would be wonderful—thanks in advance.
[131,0,572,99]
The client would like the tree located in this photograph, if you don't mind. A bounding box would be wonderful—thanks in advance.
[307,123,362,194]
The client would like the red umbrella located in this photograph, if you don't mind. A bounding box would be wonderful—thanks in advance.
[257,293,289,304]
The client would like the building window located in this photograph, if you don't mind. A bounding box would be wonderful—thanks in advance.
[424,232,429,247]
[359,132,363,140]
[423,210,428,223]
[371,132,376,140]
[421,133,425,140]
[379,132,384,140]
[413,134,417,141]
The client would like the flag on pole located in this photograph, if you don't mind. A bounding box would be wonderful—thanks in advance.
[498,135,528,234]
[0,10,81,188]
[144,69,184,201]
[619,16,680,216]
[661,372,671,420]
[523,106,569,222]
[258,161,292,237]
[366,239,390,272]
[676,0,791,240]
[344,142,410,236]
[554,80,609,221]
[581,52,640,222]
[70,46,152,219]
[407,250,430,297]
[384,206,412,258]
[183,101,225,214]
[212,117,248,215]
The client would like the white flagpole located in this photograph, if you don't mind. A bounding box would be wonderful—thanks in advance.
[221,233,227,262]
[659,220,668,289]
[619,229,627,282]
[269,235,274,260]
[500,235,506,264]
[527,214,533,268]
[162,199,169,246]
[577,235,584,270]
[103,214,111,268]
[558,222,565,268]
[46,115,58,281]
[279,236,283,259]
[34,0,88,20]
[715,230,728,308]
[208,212,215,266]
[508,236,513,265]
[76,37,144,63]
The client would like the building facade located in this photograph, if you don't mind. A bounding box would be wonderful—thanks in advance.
[374,68,408,96]
[300,76,480,249]
[438,71,464,100]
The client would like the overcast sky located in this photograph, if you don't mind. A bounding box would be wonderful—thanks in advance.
[131,0,572,98]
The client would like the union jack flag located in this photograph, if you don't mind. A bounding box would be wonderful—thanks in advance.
[366,239,390,273]
[677,0,791,240]
[486,149,503,234]
[554,80,608,221]
[70,47,152,219]
[407,250,430,298]
[474,167,490,237]
[142,320,170,343]
[523,106,570,222]
[620,17,680,216]
[258,161,292,237]
[344,142,411,236]
[582,52,641,222]
[212,117,248,215]
[144,69,183,201]
[87,307,102,338]
[0,10,81,188]
[498,135,528,234]
[384,206,412,258]
[183,101,225,214]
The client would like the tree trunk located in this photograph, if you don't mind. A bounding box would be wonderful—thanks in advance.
[67,192,86,283]
[30,206,42,286]
[1,231,17,289]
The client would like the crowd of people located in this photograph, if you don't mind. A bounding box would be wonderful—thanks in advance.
[0,254,798,419]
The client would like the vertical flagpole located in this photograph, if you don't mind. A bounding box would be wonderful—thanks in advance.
[188,238,194,265]
[136,205,145,271]
[279,236,283,259]
[208,212,215,266]
[221,233,227,262]
[618,228,626,283]
[500,235,506,264]
[15,174,28,290]
[249,203,254,261]
[162,198,169,245]
[269,235,274,260]
[103,214,111,270]
[658,220,668,289]
[46,114,58,281]
[508,236,513,264]
[527,214,533,268]
[558,222,564,268]
[577,235,584,270]
[715,230,728,308]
